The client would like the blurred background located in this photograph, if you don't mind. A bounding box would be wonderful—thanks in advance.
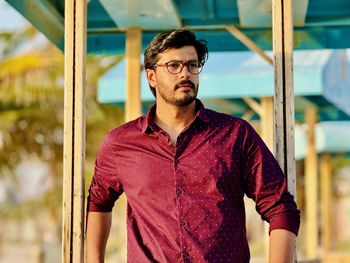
[0,1,125,262]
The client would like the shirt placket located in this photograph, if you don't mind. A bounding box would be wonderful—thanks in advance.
[173,132,191,263]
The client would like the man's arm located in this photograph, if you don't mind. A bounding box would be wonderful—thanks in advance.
[86,211,112,263]
[269,229,296,263]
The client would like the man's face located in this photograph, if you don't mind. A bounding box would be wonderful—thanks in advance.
[146,46,199,107]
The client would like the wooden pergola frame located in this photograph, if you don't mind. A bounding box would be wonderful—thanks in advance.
[62,0,87,262]
[62,0,302,262]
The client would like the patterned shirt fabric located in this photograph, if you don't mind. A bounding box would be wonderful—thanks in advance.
[87,99,300,263]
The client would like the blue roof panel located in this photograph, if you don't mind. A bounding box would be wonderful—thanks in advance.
[87,0,117,28]
[5,0,350,52]
[295,121,350,160]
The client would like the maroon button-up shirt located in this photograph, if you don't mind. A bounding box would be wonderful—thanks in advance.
[88,100,300,263]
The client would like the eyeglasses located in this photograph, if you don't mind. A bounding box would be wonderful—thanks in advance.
[153,60,203,75]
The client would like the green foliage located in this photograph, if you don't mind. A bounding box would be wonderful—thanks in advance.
[0,25,124,228]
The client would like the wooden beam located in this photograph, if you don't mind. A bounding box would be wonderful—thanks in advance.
[320,153,332,251]
[272,0,296,195]
[260,96,274,261]
[241,109,255,121]
[272,1,297,262]
[62,1,87,262]
[125,27,142,121]
[305,107,318,259]
[225,24,273,65]
[5,0,64,49]
[260,97,274,151]
[243,97,263,117]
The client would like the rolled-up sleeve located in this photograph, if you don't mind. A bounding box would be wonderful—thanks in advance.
[87,133,124,212]
[241,121,300,236]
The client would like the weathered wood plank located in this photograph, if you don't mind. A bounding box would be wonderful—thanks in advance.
[272,1,298,262]
[242,97,263,117]
[305,107,318,259]
[272,0,296,195]
[260,96,274,261]
[260,96,274,151]
[62,1,87,262]
[62,0,74,261]
[125,27,142,121]
[225,25,273,65]
[72,1,87,262]
[320,153,332,251]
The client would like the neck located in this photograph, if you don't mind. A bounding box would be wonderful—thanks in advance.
[154,100,196,135]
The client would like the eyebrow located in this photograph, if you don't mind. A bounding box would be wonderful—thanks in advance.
[166,59,199,63]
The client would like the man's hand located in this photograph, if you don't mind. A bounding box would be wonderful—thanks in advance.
[86,212,112,263]
[269,229,296,263]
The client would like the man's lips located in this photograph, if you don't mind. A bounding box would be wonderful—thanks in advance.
[176,85,194,93]
[178,84,193,89]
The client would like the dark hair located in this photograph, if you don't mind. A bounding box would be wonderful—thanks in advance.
[144,29,208,97]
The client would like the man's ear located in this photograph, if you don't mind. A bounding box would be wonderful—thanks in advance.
[146,69,156,88]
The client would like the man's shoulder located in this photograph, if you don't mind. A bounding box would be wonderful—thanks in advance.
[204,108,248,127]
[106,115,146,140]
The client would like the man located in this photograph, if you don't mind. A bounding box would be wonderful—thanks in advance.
[86,29,300,263]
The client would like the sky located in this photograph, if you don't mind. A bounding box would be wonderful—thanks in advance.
[0,0,48,55]
[0,0,29,31]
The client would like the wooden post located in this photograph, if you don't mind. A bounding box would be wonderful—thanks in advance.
[305,107,318,259]
[260,97,274,151]
[272,0,297,261]
[272,0,296,195]
[125,27,142,121]
[320,153,332,251]
[62,1,87,262]
[260,96,274,261]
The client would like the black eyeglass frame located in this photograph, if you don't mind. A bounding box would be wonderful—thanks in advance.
[153,60,203,75]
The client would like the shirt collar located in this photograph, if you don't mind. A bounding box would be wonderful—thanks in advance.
[195,99,210,123]
[141,99,209,134]
[142,104,157,134]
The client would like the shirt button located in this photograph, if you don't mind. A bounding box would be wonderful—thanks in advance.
[182,251,189,258]
[180,221,186,227]
[176,188,183,196]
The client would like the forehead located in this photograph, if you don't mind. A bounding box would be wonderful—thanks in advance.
[157,46,198,62]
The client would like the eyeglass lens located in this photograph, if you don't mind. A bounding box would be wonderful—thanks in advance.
[166,60,202,74]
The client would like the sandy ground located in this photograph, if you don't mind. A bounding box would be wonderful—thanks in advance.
[0,243,60,263]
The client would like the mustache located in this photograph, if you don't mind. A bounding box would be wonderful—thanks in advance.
[175,80,196,90]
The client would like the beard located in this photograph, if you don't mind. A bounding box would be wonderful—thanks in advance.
[158,80,198,107]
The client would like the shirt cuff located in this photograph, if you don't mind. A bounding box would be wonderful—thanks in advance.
[87,197,113,213]
[268,213,300,236]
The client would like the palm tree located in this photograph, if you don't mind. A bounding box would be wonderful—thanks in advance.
[0,25,124,251]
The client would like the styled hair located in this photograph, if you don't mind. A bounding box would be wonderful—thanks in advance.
[144,29,208,97]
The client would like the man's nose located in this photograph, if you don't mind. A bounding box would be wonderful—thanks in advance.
[180,65,191,79]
